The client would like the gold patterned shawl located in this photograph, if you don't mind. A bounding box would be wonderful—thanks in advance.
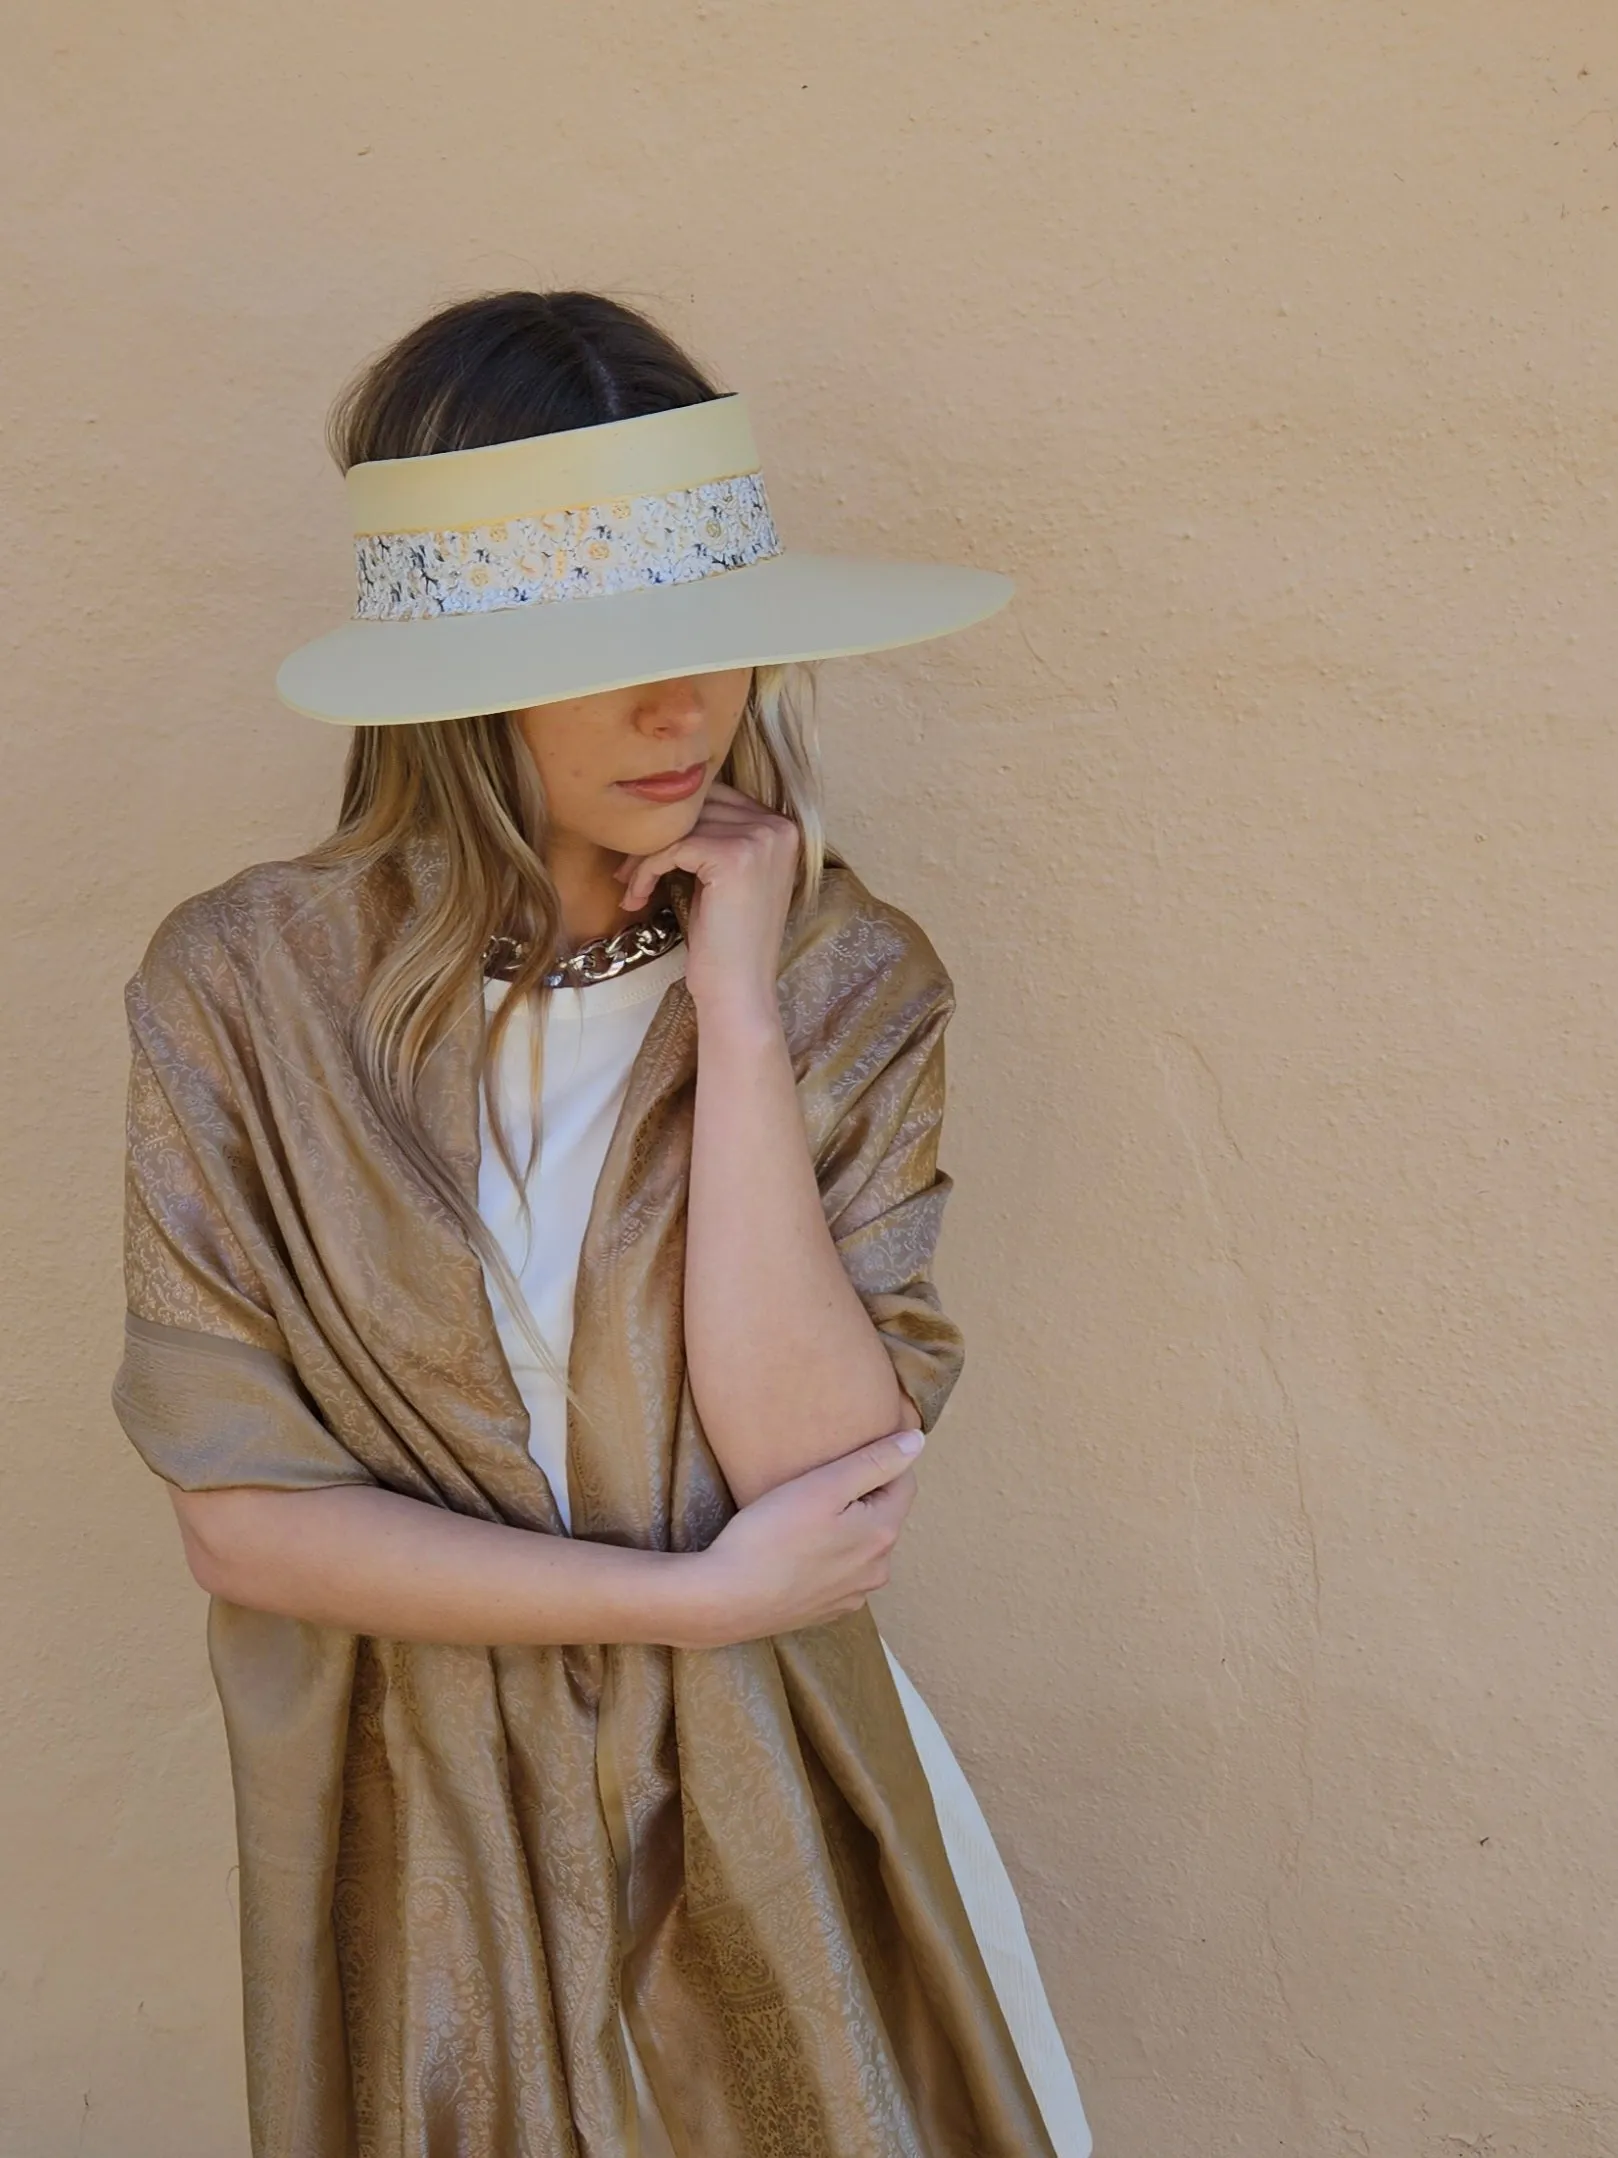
[110,827,1058,2158]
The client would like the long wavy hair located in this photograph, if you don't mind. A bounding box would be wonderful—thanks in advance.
[299,290,840,1422]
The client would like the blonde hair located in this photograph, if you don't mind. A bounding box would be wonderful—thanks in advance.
[300,661,835,1428]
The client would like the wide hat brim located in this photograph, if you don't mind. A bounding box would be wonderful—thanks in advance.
[276,551,1013,726]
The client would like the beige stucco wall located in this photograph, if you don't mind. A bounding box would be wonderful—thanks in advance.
[4,4,1616,2152]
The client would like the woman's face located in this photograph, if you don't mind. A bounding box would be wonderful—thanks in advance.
[512,668,755,858]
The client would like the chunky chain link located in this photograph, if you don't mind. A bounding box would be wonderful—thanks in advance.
[482,898,684,989]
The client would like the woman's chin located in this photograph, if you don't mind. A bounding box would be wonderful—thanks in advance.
[597,794,707,851]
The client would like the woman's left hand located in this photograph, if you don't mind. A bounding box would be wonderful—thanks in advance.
[615,779,799,1022]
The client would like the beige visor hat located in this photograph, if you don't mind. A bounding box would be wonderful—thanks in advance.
[275,393,1013,725]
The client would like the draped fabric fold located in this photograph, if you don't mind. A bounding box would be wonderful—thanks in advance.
[111,829,1060,2158]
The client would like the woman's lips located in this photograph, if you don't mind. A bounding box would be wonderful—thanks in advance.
[614,760,708,802]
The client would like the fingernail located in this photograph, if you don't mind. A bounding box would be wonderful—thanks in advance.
[896,1430,926,1455]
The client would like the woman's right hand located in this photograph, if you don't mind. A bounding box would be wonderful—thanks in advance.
[681,1427,927,1648]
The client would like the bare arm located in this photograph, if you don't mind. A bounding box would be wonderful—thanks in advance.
[166,1423,927,1648]
[683,996,915,1509]
[615,788,933,1511]
[169,1482,715,1646]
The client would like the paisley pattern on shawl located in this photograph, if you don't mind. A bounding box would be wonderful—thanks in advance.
[110,829,1060,2158]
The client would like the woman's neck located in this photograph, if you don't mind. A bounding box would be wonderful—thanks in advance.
[546,832,645,947]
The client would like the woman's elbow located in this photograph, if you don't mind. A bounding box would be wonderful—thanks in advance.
[167,1485,265,1599]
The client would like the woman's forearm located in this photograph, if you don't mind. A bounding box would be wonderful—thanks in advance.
[169,1481,715,1647]
[684,996,913,1508]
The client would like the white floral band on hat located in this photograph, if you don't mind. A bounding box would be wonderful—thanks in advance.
[353,470,781,622]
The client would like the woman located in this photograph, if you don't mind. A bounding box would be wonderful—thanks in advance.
[112,290,1092,2158]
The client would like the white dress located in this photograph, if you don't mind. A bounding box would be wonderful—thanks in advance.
[476,946,1092,2158]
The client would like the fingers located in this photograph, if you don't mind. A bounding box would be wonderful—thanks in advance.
[616,785,799,907]
[851,1440,922,1549]
[828,1428,927,1507]
[857,1465,919,1527]
[620,824,795,911]
[619,835,715,911]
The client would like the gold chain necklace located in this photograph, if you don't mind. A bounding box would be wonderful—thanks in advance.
[482,897,684,989]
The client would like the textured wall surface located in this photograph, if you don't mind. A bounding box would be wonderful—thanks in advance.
[4,5,1617,2153]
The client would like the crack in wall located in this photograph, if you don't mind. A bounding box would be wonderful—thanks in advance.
[1156,1028,1338,2130]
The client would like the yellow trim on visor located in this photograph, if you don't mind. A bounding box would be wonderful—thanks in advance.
[346,394,763,537]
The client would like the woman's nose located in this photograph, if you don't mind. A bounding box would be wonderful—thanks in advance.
[633,678,707,737]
